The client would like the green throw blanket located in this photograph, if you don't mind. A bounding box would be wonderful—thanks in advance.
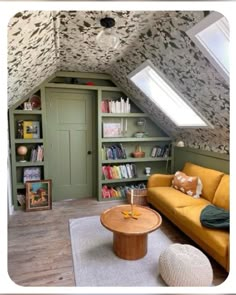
[200,205,229,230]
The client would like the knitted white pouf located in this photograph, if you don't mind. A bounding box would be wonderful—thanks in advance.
[159,243,213,286]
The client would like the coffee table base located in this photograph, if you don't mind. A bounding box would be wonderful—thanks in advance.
[113,232,147,260]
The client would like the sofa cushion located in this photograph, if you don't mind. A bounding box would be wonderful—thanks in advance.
[182,162,224,202]
[147,187,210,215]
[175,205,229,259]
[172,171,202,198]
[212,175,229,211]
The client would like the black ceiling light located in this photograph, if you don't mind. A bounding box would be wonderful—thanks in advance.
[96,17,120,50]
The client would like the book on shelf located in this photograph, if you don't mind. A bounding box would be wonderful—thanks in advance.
[16,120,24,139]
[104,144,127,160]
[23,167,41,183]
[23,121,40,139]
[101,183,147,199]
[102,164,137,180]
[101,97,131,113]
[30,145,44,162]
[150,145,171,158]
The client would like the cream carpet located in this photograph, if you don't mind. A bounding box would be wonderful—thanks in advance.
[69,215,173,286]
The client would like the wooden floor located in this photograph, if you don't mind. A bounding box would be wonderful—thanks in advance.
[8,197,228,287]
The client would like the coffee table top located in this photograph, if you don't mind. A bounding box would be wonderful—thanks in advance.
[100,204,162,235]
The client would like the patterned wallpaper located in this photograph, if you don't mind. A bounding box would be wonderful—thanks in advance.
[8,11,229,154]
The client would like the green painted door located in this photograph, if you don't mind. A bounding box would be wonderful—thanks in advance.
[45,88,95,200]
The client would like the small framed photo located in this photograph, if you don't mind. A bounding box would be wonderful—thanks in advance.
[103,123,121,137]
[24,102,32,110]
[25,179,52,212]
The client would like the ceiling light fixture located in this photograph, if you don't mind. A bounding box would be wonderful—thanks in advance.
[96,17,120,50]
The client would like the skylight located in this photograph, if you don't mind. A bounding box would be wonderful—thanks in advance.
[128,60,212,128]
[186,12,229,82]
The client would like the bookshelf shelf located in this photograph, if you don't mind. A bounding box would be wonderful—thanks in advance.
[98,90,173,201]
[101,113,149,118]
[16,183,25,189]
[13,110,42,115]
[15,161,44,167]
[9,89,45,209]
[102,157,172,164]
[101,137,171,143]
[101,176,148,184]
[15,139,44,144]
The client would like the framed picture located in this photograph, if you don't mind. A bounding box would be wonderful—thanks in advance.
[103,122,121,137]
[23,121,40,139]
[25,179,52,212]
[24,102,32,110]
[23,167,41,183]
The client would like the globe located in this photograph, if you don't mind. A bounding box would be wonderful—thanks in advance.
[17,145,28,162]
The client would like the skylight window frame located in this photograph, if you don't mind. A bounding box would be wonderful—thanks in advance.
[128,60,213,129]
[186,12,229,83]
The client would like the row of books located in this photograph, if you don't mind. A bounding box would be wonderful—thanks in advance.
[101,183,146,199]
[150,145,171,158]
[101,97,131,113]
[30,145,44,162]
[102,164,137,180]
[101,143,127,160]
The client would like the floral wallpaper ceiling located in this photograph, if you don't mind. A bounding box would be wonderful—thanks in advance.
[8,10,229,153]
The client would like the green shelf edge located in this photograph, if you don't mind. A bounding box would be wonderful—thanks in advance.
[101,137,172,143]
[102,157,172,164]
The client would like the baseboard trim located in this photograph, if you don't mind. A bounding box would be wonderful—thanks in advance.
[9,205,14,216]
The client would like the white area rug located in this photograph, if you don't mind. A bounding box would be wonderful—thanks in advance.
[69,215,173,286]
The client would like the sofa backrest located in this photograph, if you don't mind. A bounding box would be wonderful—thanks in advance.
[182,162,224,202]
[212,174,229,210]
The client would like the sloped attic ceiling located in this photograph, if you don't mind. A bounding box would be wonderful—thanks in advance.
[8,10,229,154]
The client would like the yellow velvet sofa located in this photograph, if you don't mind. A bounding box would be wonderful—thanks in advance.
[147,162,229,271]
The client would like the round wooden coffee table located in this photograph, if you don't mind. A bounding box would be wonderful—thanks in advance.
[100,204,162,260]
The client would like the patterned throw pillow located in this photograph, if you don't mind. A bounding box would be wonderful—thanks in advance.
[172,171,203,198]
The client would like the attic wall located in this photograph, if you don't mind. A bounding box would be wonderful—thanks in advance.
[8,11,59,106]
[7,10,229,154]
[108,11,229,154]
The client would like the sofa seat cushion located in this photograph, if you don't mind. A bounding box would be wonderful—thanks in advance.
[212,174,229,210]
[147,187,210,215]
[182,162,224,202]
[175,205,229,259]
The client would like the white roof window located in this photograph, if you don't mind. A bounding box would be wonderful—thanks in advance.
[186,12,229,83]
[128,60,213,128]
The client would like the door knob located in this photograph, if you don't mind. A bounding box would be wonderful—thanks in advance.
[87,151,92,155]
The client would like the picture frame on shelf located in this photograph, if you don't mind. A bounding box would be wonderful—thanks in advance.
[103,122,122,138]
[23,121,40,139]
[24,102,32,110]
[23,167,41,183]
[25,179,52,212]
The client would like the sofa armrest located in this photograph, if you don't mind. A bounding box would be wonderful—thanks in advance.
[147,174,174,188]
